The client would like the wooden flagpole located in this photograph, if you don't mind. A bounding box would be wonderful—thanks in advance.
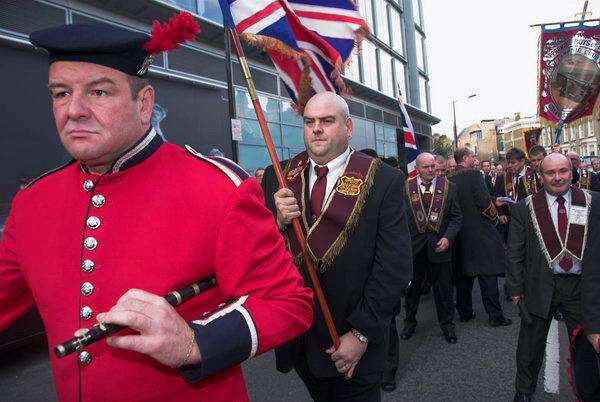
[227,28,341,351]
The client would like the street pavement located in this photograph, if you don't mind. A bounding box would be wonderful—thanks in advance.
[1,279,576,401]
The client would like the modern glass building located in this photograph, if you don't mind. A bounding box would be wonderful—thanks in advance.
[0,0,438,212]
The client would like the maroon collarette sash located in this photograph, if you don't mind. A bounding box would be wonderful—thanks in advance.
[576,169,591,189]
[284,149,380,271]
[406,176,448,233]
[528,187,590,267]
[504,171,518,201]
[523,167,538,196]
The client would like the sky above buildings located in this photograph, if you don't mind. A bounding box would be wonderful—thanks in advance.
[425,0,593,138]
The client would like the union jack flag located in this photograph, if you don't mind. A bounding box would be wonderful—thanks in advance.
[399,100,419,178]
[219,0,368,108]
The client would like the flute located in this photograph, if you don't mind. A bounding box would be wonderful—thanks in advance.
[54,276,217,358]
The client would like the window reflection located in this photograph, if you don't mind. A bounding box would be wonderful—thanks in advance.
[416,31,425,72]
[389,8,403,55]
[361,41,378,89]
[375,124,398,158]
[419,75,429,112]
[374,1,390,45]
[394,59,407,98]
[379,50,394,97]
[281,102,303,125]
[357,0,374,29]
[236,90,280,122]
[198,0,223,24]
[412,0,421,26]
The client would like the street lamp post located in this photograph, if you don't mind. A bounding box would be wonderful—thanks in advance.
[452,94,477,150]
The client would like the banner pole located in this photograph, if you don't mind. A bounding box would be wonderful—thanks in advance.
[227,28,341,352]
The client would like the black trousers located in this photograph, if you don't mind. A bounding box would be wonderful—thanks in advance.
[383,309,401,384]
[403,246,455,332]
[294,351,382,402]
[515,275,600,399]
[455,273,504,321]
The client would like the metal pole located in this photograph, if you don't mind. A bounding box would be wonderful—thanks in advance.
[227,28,342,353]
[453,101,458,150]
[224,25,238,162]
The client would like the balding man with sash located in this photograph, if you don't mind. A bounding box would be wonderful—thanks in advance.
[262,92,412,401]
[400,153,462,344]
[507,153,600,402]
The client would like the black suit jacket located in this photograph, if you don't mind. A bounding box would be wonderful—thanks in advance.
[262,159,412,378]
[582,191,600,333]
[484,173,495,195]
[407,179,462,263]
[507,191,599,319]
[448,169,506,276]
[591,172,600,192]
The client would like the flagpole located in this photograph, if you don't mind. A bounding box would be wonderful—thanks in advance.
[224,25,238,161]
[227,28,342,352]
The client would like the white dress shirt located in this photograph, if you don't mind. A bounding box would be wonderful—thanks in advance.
[544,189,582,274]
[417,176,436,195]
[309,147,351,203]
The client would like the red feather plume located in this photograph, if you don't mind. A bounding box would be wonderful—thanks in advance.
[144,11,201,55]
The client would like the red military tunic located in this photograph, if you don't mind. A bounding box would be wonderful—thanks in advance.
[0,129,313,401]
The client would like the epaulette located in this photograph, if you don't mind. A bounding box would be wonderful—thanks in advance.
[185,145,250,187]
[23,159,77,190]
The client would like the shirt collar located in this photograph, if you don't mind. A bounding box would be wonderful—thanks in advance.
[545,188,571,206]
[309,147,351,173]
[80,127,164,174]
[417,175,436,188]
[518,165,527,177]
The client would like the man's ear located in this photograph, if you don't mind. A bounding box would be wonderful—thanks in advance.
[138,85,155,126]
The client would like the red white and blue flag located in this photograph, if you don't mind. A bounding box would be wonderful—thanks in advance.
[219,0,368,108]
[399,100,419,178]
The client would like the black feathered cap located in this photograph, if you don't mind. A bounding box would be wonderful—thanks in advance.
[30,23,153,77]
[29,13,200,77]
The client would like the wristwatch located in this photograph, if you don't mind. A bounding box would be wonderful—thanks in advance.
[351,328,369,343]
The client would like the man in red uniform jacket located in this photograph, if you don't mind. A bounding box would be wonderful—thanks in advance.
[0,19,313,402]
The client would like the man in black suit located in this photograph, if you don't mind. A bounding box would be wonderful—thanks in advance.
[507,153,599,401]
[448,147,512,327]
[262,92,412,401]
[400,152,462,344]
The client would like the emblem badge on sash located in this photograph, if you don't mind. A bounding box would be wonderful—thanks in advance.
[336,176,363,196]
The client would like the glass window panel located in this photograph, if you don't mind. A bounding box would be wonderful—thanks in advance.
[361,41,378,89]
[240,118,282,146]
[419,75,428,111]
[412,0,421,26]
[165,0,197,13]
[376,141,384,155]
[384,141,398,157]
[375,124,384,139]
[239,144,284,173]
[394,59,407,99]
[416,31,425,71]
[374,2,390,45]
[389,8,404,55]
[198,0,223,24]
[357,0,374,29]
[379,50,394,97]
[288,148,304,159]
[235,90,280,122]
[344,57,361,82]
[384,126,397,142]
[282,125,305,148]
[281,101,303,125]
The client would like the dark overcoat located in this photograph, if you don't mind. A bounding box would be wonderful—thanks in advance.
[448,168,506,276]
